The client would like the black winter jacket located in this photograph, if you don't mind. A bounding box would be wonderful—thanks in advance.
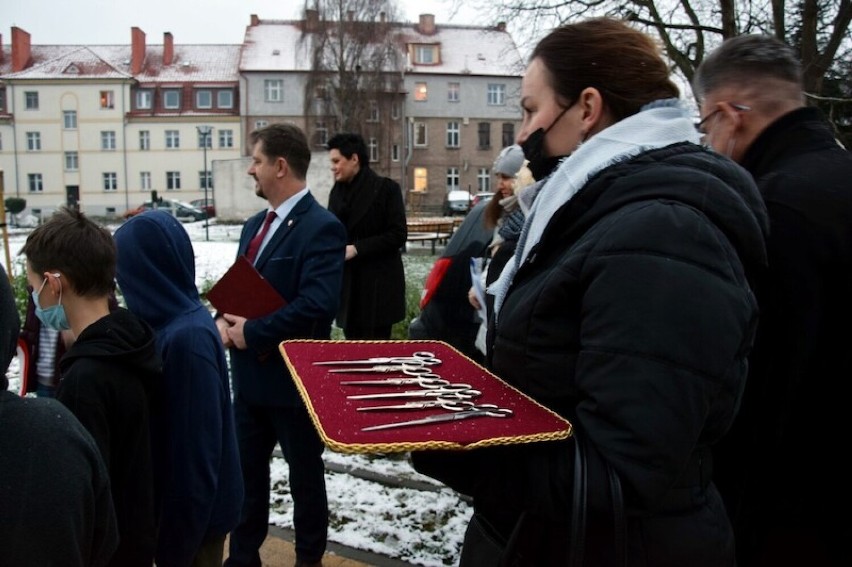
[414,143,768,566]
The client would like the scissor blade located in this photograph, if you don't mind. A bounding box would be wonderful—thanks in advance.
[362,411,481,431]
[340,380,400,386]
[328,366,404,373]
[356,402,431,411]
[313,360,372,365]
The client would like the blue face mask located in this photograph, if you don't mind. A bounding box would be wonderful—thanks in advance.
[32,274,71,331]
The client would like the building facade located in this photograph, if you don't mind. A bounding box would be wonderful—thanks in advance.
[0,13,522,219]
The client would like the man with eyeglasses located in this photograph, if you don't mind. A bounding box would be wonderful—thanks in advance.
[694,34,852,567]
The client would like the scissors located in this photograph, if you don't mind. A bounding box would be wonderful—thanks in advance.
[326,363,439,375]
[340,376,455,389]
[347,387,482,401]
[357,399,482,412]
[313,351,442,367]
[362,404,513,431]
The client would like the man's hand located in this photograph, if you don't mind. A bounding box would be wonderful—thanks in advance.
[223,313,248,349]
[345,244,358,261]
[215,315,235,348]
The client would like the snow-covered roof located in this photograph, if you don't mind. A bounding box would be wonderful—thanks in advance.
[240,18,523,78]
[0,44,241,83]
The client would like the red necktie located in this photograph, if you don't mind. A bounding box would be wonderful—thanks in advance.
[245,210,277,263]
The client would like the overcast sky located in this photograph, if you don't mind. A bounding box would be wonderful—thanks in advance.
[3,0,482,45]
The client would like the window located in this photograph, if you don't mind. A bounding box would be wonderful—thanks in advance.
[139,130,150,151]
[414,122,427,147]
[63,110,77,129]
[26,132,41,151]
[369,137,379,162]
[196,90,212,109]
[447,167,460,192]
[103,172,118,191]
[28,173,44,193]
[487,84,506,106]
[166,171,181,190]
[197,130,212,148]
[314,121,328,146]
[100,91,115,109]
[199,171,212,190]
[264,79,283,102]
[25,91,39,110]
[166,130,180,149]
[502,123,515,148]
[64,152,78,171]
[255,120,268,129]
[140,171,152,190]
[391,102,401,120]
[478,168,491,192]
[217,90,233,108]
[414,82,428,102]
[135,90,153,110]
[414,45,437,64]
[101,131,116,150]
[368,101,379,122]
[218,129,234,148]
[0,89,5,112]
[478,122,491,149]
[448,82,460,102]
[413,167,428,192]
[163,90,181,109]
[391,144,400,162]
[446,122,460,148]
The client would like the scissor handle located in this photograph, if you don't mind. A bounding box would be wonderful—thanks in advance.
[440,401,476,411]
[401,366,439,377]
[410,351,442,365]
[431,388,481,400]
[417,378,452,389]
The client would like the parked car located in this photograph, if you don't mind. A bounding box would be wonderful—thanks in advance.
[444,190,473,215]
[408,201,492,362]
[189,198,216,218]
[471,191,495,207]
[123,199,207,222]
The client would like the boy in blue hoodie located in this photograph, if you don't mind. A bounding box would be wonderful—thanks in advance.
[114,210,243,567]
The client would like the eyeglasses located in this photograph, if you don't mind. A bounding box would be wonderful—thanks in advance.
[696,103,751,135]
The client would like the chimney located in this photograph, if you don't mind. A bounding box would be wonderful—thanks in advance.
[163,32,174,66]
[11,27,32,72]
[496,22,506,32]
[418,14,436,36]
[131,27,146,74]
[250,14,259,26]
[305,9,319,32]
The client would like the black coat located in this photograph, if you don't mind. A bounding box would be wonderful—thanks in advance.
[414,143,768,566]
[58,308,162,567]
[328,167,407,329]
[713,107,852,566]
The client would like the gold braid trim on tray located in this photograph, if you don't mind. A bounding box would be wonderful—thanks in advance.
[279,339,573,455]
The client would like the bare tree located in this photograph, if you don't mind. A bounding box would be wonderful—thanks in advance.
[300,0,405,154]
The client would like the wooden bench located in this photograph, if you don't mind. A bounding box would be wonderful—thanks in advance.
[406,220,456,254]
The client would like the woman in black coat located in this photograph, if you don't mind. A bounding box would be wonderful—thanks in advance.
[327,133,407,338]
[413,18,769,566]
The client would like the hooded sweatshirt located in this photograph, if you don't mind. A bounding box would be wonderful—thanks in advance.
[58,306,162,567]
[114,210,243,567]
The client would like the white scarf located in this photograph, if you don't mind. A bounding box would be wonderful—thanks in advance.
[491,99,700,319]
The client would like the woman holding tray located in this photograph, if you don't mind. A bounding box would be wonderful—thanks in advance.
[412,17,768,567]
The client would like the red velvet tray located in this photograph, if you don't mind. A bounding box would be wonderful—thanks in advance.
[279,339,573,454]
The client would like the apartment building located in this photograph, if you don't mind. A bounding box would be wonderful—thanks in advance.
[0,26,242,218]
[240,12,524,214]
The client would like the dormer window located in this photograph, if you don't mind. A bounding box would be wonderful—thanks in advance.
[412,44,439,65]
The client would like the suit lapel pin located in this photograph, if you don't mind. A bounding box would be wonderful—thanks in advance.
[287,219,294,227]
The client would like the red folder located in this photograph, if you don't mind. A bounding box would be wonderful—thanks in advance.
[206,255,286,319]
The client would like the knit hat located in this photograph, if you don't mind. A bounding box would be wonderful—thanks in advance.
[0,265,20,390]
[493,145,525,178]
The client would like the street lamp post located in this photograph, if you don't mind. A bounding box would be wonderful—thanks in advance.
[197,125,213,241]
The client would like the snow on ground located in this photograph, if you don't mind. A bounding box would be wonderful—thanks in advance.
[3,218,470,567]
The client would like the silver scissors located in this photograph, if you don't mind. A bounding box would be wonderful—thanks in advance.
[357,400,482,412]
[326,364,439,375]
[361,404,513,431]
[341,376,455,389]
[313,351,442,367]
[347,387,482,401]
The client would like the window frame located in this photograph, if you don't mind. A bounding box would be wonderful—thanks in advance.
[446,167,460,192]
[414,122,428,147]
[264,79,284,103]
[103,172,118,191]
[446,121,460,148]
[63,110,78,129]
[163,90,182,110]
[447,82,460,103]
[26,132,41,151]
[99,90,115,109]
[101,131,117,150]
[165,130,180,149]
[25,91,39,110]
[135,90,153,110]
[28,173,44,193]
[487,83,506,106]
[414,82,428,102]
[218,129,234,148]
[64,151,79,171]
[140,171,152,190]
[166,171,181,191]
[139,130,150,151]
[217,90,234,109]
[195,90,213,109]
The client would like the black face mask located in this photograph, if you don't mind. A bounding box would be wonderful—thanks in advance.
[520,104,572,181]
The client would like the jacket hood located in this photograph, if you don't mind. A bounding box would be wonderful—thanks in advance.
[60,308,161,377]
[114,210,200,330]
[550,143,769,282]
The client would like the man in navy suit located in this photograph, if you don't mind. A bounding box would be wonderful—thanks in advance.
[218,123,346,567]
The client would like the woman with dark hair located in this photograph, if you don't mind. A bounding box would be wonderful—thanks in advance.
[413,18,768,566]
